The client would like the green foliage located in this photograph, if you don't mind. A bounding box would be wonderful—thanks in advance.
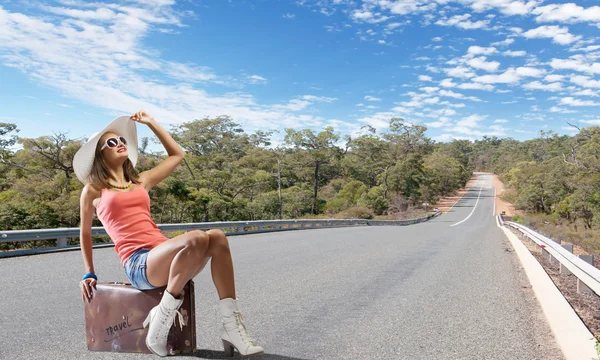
[357,186,389,215]
[337,206,374,219]
[0,116,481,249]
[512,215,524,224]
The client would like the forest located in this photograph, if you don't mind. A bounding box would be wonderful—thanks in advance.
[0,117,598,255]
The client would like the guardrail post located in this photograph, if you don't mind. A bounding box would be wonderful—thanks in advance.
[57,237,67,247]
[258,224,263,231]
[541,247,551,261]
[577,255,594,294]
[560,245,574,275]
[238,225,244,233]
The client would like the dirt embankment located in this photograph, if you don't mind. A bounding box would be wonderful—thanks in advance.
[432,173,524,217]
[492,174,523,217]
[433,175,477,213]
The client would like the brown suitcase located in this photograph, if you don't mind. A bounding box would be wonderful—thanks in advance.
[84,281,196,355]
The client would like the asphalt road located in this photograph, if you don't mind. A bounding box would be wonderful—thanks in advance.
[0,173,563,360]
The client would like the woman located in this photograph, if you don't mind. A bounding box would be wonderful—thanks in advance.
[75,111,263,357]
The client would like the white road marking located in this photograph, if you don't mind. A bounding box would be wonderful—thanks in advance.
[450,186,482,227]
[446,180,480,213]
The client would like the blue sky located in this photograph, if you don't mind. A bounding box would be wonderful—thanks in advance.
[0,0,599,148]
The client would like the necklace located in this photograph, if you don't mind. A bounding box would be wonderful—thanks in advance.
[109,180,132,190]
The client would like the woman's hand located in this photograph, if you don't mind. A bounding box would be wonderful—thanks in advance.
[80,278,97,303]
[130,110,155,125]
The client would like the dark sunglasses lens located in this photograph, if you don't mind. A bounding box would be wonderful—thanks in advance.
[107,138,119,148]
[119,136,127,145]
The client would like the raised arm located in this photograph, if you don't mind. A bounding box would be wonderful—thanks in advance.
[132,111,185,190]
[79,184,98,302]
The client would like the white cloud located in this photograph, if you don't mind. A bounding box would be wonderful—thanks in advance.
[435,14,490,30]
[440,78,457,88]
[560,97,600,106]
[503,50,527,57]
[570,45,600,53]
[439,89,482,101]
[467,46,497,56]
[420,86,439,93]
[522,25,582,45]
[387,22,404,30]
[439,89,464,99]
[282,13,296,19]
[423,96,440,104]
[494,119,509,123]
[570,75,600,88]
[426,65,441,73]
[0,4,333,130]
[474,68,520,84]
[301,95,337,102]
[364,95,382,101]
[544,74,564,82]
[467,0,539,16]
[473,66,544,84]
[467,56,501,72]
[432,36,443,42]
[419,75,433,82]
[351,10,373,20]
[550,57,600,75]
[449,114,506,137]
[532,4,600,24]
[248,75,268,83]
[357,109,413,130]
[457,82,495,91]
[581,119,600,125]
[549,106,577,113]
[522,81,562,91]
[492,38,515,46]
[425,116,453,128]
[516,67,546,77]
[445,66,476,78]
[573,89,599,97]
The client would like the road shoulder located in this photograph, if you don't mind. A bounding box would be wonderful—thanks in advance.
[497,216,598,360]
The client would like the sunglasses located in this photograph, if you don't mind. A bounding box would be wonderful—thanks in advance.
[100,136,128,151]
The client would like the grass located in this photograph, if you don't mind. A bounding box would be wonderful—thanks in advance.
[517,212,600,258]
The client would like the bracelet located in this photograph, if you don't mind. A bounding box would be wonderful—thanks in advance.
[82,272,97,281]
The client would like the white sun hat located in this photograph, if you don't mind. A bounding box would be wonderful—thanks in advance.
[73,115,138,184]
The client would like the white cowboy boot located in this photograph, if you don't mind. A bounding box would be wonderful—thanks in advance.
[143,290,185,357]
[219,298,264,358]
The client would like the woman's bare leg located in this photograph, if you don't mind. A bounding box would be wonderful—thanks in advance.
[145,229,237,299]
[146,230,210,297]
[205,229,236,300]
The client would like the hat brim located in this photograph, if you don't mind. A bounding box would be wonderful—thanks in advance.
[73,116,138,184]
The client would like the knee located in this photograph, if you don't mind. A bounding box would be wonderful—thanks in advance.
[184,230,210,253]
[208,229,230,254]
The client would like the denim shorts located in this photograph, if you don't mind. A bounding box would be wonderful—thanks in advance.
[124,248,158,290]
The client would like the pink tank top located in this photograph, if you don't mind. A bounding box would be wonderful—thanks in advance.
[95,186,168,266]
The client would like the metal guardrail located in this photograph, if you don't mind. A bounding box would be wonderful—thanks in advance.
[502,216,600,296]
[0,212,440,258]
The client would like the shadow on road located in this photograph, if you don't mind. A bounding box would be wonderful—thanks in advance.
[181,349,309,360]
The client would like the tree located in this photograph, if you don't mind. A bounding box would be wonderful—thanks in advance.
[380,118,432,201]
[284,127,342,214]
[343,132,388,188]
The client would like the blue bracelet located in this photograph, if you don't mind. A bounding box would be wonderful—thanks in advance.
[82,272,97,281]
